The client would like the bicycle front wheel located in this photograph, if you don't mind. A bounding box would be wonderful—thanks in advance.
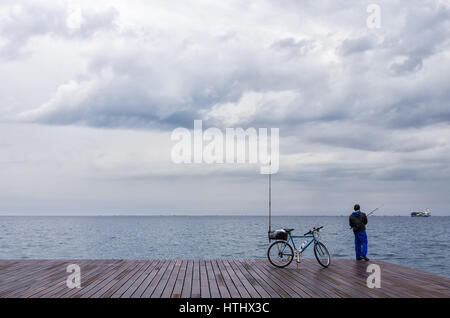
[314,242,331,268]
[267,240,294,268]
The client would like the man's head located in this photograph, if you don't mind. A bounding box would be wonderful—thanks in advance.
[354,204,360,211]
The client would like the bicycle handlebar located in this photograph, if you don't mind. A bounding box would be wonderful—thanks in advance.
[304,226,324,236]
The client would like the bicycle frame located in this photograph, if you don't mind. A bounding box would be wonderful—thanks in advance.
[288,233,317,252]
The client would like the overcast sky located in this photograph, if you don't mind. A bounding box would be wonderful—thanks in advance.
[0,0,449,215]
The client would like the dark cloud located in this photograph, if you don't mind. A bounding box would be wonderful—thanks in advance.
[15,1,448,136]
[339,36,376,56]
[271,38,316,56]
[1,0,450,209]
[389,56,423,75]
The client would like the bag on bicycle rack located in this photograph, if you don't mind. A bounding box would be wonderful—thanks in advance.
[268,229,288,240]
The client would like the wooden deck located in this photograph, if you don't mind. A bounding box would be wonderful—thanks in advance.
[0,259,449,298]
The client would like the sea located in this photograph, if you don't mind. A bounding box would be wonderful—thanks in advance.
[0,216,448,277]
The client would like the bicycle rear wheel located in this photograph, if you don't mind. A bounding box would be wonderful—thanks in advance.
[314,242,331,268]
[267,240,294,268]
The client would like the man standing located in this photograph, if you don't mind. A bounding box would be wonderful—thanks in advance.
[349,204,369,261]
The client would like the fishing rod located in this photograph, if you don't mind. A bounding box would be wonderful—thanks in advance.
[366,204,384,217]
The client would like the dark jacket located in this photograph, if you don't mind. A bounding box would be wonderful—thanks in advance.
[349,211,367,233]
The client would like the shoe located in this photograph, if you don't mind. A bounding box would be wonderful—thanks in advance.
[357,257,364,261]
[363,257,370,261]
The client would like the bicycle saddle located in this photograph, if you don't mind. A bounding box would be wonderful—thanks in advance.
[283,228,294,233]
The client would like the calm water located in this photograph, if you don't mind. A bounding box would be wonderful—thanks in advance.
[0,216,448,277]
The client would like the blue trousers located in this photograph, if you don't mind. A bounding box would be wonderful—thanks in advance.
[354,230,368,259]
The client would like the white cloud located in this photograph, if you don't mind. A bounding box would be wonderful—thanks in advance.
[204,90,299,126]
[1,0,450,214]
[0,1,118,59]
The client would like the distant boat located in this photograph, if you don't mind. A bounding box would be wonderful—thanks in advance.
[411,208,431,217]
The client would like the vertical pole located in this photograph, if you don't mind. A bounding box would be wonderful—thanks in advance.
[268,160,272,236]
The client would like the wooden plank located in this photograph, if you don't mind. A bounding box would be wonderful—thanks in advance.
[0,260,50,280]
[215,260,241,298]
[199,260,210,298]
[180,260,194,298]
[205,260,221,298]
[242,259,289,298]
[100,261,149,298]
[0,262,55,297]
[0,260,45,277]
[191,260,201,298]
[130,260,165,298]
[172,260,188,298]
[276,260,344,298]
[0,260,62,293]
[228,259,261,298]
[120,260,159,298]
[296,261,363,298]
[232,259,270,298]
[0,259,448,298]
[150,259,176,298]
[222,259,250,298]
[210,259,231,298]
[81,260,138,298]
[109,261,154,298]
[251,259,314,297]
[161,260,182,298]
[377,260,450,285]
[236,259,282,298]
[262,258,340,297]
[139,260,172,298]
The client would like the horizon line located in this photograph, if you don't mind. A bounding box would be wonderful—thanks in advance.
[0,214,447,217]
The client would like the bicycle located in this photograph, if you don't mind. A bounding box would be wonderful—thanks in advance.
[267,226,331,268]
